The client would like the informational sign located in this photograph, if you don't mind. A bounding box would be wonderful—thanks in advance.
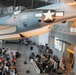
[54,37,63,51]
[70,27,76,32]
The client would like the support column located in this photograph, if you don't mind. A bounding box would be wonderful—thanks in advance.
[0,40,3,47]
[73,46,76,74]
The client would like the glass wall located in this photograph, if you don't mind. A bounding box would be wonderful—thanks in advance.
[49,0,61,3]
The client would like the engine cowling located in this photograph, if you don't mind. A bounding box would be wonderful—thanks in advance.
[62,0,76,5]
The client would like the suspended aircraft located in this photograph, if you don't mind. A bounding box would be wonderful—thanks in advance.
[0,0,76,40]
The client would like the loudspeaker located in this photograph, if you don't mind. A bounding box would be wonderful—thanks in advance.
[26,70,30,73]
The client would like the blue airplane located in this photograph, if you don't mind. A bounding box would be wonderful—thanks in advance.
[0,0,76,39]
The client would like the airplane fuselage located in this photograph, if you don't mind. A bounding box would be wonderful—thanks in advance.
[0,2,76,36]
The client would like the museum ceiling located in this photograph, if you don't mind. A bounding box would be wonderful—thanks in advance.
[0,0,51,8]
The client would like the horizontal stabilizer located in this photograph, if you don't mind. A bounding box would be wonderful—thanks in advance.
[0,25,51,40]
[0,34,21,40]
[0,25,16,35]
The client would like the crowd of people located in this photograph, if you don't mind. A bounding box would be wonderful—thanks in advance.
[0,47,21,75]
[29,45,60,74]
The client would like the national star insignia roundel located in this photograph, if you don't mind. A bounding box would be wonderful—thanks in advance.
[42,10,56,23]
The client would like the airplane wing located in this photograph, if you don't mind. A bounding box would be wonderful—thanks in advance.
[20,25,51,38]
[0,25,16,35]
[62,0,76,6]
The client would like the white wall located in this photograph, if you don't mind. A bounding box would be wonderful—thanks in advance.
[29,36,39,44]
[39,32,49,46]
[29,32,49,45]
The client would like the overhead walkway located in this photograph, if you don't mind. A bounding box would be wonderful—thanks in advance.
[50,25,76,45]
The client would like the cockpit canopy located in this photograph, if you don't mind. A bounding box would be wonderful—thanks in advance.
[0,6,25,15]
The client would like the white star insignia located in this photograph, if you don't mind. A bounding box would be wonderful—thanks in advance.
[43,10,54,21]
